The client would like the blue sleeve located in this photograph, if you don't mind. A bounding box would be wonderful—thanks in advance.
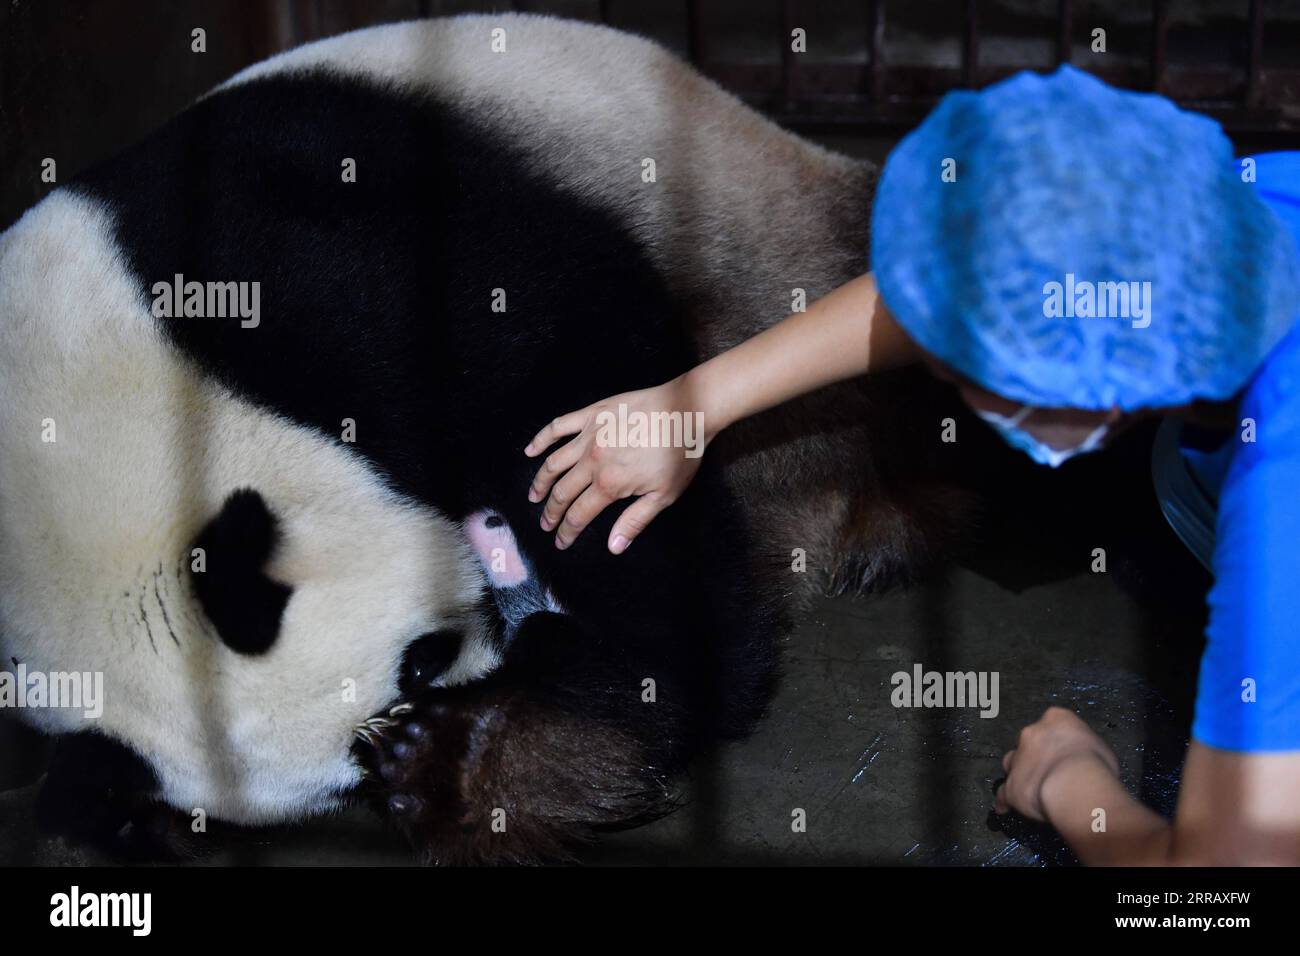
[1195,324,1300,751]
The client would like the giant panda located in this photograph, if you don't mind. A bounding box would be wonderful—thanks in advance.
[0,15,963,863]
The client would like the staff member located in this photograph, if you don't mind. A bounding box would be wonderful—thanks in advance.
[524,66,1300,864]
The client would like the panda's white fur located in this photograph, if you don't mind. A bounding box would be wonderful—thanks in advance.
[0,14,883,835]
[0,194,494,822]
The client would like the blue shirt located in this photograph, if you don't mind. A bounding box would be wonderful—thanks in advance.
[1194,152,1300,751]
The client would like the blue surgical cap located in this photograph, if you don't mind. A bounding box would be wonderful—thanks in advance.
[871,65,1300,410]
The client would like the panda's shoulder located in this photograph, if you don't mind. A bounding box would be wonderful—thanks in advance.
[215,14,687,105]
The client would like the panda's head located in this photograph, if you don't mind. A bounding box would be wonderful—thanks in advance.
[0,192,499,827]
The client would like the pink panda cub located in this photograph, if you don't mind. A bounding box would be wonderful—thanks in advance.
[464,509,562,637]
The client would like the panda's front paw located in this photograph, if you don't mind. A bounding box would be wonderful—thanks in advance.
[353,694,509,861]
[352,679,671,862]
[356,702,438,818]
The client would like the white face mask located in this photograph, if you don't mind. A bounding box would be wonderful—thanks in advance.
[975,404,1110,468]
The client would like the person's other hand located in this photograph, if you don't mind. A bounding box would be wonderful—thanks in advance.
[994,706,1120,821]
[525,375,709,553]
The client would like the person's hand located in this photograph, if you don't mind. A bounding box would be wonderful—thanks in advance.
[525,375,710,553]
[994,706,1120,821]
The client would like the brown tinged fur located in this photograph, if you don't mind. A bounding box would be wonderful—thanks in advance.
[356,613,687,865]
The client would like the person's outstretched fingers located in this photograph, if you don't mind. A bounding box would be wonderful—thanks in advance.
[540,466,593,531]
[524,409,588,458]
[608,492,672,555]
[555,488,617,550]
[528,437,586,503]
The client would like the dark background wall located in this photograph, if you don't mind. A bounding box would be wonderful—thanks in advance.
[6,0,1300,231]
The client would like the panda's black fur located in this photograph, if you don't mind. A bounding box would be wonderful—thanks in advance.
[55,71,782,861]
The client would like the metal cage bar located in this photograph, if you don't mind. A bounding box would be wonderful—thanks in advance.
[1057,0,1073,66]
[867,0,886,103]
[1151,0,1170,93]
[1246,0,1265,108]
[686,0,705,66]
[781,0,796,105]
[962,0,979,89]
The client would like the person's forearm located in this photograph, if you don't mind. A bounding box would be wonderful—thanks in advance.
[682,272,916,439]
[1040,754,1174,866]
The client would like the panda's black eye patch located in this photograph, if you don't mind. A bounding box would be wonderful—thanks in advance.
[399,631,463,698]
[192,488,292,655]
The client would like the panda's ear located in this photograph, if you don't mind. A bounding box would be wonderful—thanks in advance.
[35,731,193,860]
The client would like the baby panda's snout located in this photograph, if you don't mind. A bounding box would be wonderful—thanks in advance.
[463,508,562,639]
[382,508,563,705]
[465,509,530,588]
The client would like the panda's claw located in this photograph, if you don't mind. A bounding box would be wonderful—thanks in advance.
[354,715,398,745]
[389,702,415,717]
